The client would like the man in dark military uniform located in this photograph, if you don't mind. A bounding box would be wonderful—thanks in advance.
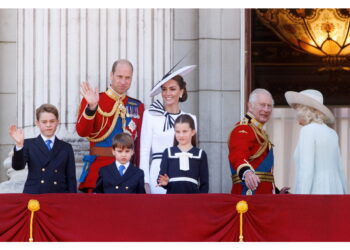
[76,59,144,193]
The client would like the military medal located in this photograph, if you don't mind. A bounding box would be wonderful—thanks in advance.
[126,106,140,118]
[128,120,136,132]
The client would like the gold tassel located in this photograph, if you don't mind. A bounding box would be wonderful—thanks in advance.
[236,200,248,242]
[27,199,40,242]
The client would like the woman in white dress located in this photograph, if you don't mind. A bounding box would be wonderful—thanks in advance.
[140,65,197,194]
[285,89,347,194]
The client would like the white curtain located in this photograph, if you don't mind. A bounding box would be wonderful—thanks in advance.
[266,107,350,193]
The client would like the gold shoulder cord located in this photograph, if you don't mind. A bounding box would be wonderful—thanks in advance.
[227,117,271,161]
[87,98,127,143]
[248,123,271,161]
[97,101,119,117]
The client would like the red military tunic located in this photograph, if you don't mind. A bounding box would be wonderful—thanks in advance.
[76,87,144,192]
[228,112,275,195]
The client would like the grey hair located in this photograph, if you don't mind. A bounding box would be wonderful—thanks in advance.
[295,104,327,124]
[248,88,275,105]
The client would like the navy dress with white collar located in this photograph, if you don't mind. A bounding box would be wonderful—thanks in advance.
[159,146,209,194]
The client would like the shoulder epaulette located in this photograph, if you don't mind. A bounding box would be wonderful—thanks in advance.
[127,96,142,105]
[239,117,249,125]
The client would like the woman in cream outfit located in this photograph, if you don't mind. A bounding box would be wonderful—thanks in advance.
[285,89,347,194]
[140,65,197,194]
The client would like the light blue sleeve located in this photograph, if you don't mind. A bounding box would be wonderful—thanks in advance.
[294,126,316,194]
[335,136,348,194]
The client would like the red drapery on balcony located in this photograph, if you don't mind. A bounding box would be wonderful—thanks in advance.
[0,193,349,242]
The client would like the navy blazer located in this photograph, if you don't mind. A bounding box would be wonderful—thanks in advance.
[94,163,145,194]
[12,135,77,194]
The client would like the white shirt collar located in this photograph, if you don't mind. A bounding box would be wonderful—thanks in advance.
[115,161,130,174]
[41,134,56,147]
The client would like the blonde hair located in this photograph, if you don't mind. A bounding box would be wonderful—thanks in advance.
[295,104,327,124]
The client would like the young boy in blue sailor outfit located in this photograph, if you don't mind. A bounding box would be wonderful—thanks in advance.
[157,114,209,194]
[94,133,145,194]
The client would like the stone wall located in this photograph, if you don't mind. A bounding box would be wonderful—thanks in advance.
[0,9,243,193]
[173,9,242,192]
[0,9,17,182]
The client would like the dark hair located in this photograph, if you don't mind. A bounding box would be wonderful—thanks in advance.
[171,75,188,102]
[36,104,59,121]
[111,59,133,73]
[112,133,134,150]
[173,114,197,147]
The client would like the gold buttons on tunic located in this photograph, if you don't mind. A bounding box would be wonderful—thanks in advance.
[54,170,58,173]
[125,186,129,190]
[41,168,46,172]
[54,181,57,185]
[41,180,45,184]
[115,186,119,189]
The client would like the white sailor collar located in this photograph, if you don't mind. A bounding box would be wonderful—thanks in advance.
[167,146,203,171]
[168,146,203,159]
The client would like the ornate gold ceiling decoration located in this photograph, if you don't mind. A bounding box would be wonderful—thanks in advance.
[256,9,350,71]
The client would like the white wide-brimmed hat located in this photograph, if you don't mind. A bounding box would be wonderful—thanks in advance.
[285,89,335,123]
[149,65,196,97]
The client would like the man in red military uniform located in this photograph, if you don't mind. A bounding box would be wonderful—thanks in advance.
[76,59,144,193]
[228,88,289,195]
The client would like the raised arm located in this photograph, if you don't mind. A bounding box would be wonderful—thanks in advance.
[80,81,99,110]
[9,125,27,170]
[9,125,24,148]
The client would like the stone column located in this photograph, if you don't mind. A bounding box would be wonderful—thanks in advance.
[17,7,172,153]
[198,9,243,193]
[1,8,172,190]
[0,9,18,183]
[174,9,243,193]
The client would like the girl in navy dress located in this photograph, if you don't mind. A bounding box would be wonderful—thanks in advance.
[157,114,209,194]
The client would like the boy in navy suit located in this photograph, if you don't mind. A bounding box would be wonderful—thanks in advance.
[9,104,77,194]
[94,133,145,193]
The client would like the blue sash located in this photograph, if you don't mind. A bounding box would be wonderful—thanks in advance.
[94,116,132,147]
[230,149,274,195]
[79,155,97,182]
